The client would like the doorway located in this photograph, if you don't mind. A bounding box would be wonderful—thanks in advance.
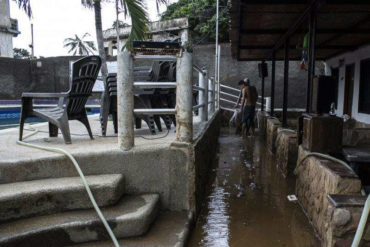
[343,64,355,116]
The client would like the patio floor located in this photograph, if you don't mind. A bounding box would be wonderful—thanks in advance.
[0,114,207,163]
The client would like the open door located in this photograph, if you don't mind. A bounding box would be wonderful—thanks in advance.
[343,64,355,116]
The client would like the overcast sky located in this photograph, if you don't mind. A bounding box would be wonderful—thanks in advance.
[10,0,176,57]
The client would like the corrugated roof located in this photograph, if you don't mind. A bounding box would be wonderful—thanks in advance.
[230,0,370,61]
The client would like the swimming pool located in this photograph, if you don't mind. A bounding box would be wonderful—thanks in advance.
[0,106,100,130]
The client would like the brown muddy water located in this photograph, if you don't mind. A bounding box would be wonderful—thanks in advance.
[188,128,320,247]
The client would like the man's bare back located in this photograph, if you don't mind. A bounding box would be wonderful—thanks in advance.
[241,86,256,107]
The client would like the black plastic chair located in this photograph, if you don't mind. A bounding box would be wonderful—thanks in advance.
[19,56,102,144]
[100,73,157,136]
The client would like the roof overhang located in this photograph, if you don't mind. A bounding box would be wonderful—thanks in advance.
[230,0,370,61]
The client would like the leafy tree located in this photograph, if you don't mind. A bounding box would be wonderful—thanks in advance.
[161,0,230,44]
[112,20,130,29]
[63,33,97,55]
[13,48,31,59]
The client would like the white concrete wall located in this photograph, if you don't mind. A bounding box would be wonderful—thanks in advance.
[0,0,14,57]
[325,45,370,124]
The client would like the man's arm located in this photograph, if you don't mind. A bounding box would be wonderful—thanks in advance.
[240,88,246,110]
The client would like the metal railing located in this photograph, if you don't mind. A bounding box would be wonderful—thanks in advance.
[219,83,269,111]
[191,66,216,122]
[116,51,218,150]
[128,55,217,118]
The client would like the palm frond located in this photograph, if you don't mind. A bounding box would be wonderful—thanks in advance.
[64,33,96,55]
[85,41,97,50]
[82,32,91,39]
[13,0,32,18]
[119,0,149,50]
[81,0,94,9]
[155,0,167,13]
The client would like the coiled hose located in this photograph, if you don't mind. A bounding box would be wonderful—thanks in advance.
[17,126,120,247]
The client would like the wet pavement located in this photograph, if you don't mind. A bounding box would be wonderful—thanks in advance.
[188,128,320,247]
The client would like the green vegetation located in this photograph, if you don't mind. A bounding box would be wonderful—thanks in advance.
[161,0,230,44]
[112,20,130,29]
[13,48,31,59]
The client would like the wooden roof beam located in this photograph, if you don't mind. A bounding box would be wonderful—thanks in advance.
[240,45,358,50]
[272,0,324,52]
[241,28,370,35]
[318,14,370,47]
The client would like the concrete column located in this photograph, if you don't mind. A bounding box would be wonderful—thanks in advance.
[107,41,113,56]
[208,77,215,115]
[199,69,208,121]
[176,51,193,143]
[179,29,189,47]
[282,39,290,127]
[270,52,276,116]
[117,51,134,150]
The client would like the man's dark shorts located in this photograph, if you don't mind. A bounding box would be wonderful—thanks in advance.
[242,105,255,123]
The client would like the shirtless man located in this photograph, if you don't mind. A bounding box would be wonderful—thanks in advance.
[235,78,257,137]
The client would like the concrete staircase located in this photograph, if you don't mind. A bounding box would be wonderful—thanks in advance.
[0,174,125,222]
[0,174,163,247]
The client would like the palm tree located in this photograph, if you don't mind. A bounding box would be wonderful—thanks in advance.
[12,0,32,18]
[63,33,97,55]
[82,0,166,135]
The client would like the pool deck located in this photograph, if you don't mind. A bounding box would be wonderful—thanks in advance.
[0,113,211,190]
[0,114,207,163]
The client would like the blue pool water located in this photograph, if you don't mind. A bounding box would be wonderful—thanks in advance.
[0,107,100,130]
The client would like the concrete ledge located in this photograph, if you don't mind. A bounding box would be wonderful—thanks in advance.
[295,146,362,246]
[0,174,125,222]
[0,194,160,247]
[193,112,221,214]
[275,128,298,177]
[266,118,281,153]
[343,128,370,147]
[0,112,221,215]
[257,111,270,137]
[327,194,370,247]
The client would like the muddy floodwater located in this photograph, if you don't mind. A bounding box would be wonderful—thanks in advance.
[188,128,320,247]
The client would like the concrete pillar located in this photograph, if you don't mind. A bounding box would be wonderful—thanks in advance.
[107,41,114,56]
[176,51,193,143]
[117,51,134,150]
[270,52,276,116]
[199,69,208,121]
[265,97,271,112]
[179,29,189,47]
[282,39,290,127]
[208,77,215,115]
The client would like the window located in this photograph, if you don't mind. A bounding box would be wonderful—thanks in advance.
[359,59,370,114]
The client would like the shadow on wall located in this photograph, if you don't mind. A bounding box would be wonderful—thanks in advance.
[192,43,325,109]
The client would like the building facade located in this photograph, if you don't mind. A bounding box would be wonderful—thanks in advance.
[103,17,189,57]
[0,0,20,57]
[326,45,370,125]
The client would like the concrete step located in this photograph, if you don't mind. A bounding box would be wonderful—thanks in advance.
[0,194,160,247]
[0,174,125,222]
[69,211,192,247]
